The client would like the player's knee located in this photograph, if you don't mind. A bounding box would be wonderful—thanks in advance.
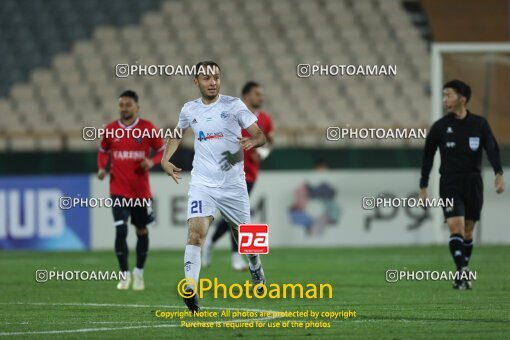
[464,221,475,237]
[447,218,464,235]
[453,226,462,234]
[187,230,205,246]
[450,226,463,236]
[136,227,148,236]
[464,225,475,240]
[464,230,473,240]
[115,224,128,241]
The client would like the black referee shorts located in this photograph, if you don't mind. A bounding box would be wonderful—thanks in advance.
[439,173,483,221]
[111,195,155,229]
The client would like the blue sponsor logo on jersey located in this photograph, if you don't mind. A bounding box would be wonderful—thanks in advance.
[221,111,229,120]
[198,131,207,141]
[197,130,224,142]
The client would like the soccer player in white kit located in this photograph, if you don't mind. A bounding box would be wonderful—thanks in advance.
[161,61,267,312]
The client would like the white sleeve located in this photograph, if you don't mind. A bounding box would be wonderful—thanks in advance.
[177,104,189,129]
[235,100,257,129]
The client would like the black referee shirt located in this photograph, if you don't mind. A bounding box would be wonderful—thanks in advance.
[420,111,503,188]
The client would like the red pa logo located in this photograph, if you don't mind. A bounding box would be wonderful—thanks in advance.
[238,224,269,254]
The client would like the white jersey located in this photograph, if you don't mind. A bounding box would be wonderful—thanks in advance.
[177,94,257,188]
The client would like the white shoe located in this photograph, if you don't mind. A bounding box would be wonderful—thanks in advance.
[116,271,131,290]
[232,252,248,271]
[202,238,213,268]
[132,268,145,291]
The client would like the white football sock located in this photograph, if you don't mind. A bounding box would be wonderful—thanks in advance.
[184,245,201,291]
[246,254,261,270]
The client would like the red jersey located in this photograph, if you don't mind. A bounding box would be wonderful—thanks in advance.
[242,111,273,183]
[97,118,164,199]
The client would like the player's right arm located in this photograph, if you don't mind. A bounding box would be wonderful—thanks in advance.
[97,127,111,180]
[161,105,189,183]
[161,130,184,183]
[419,121,441,200]
[481,118,505,194]
[254,114,274,161]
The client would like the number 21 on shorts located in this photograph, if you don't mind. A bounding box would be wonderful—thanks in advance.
[190,200,202,214]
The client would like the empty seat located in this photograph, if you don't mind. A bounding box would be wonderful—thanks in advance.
[0,0,431,149]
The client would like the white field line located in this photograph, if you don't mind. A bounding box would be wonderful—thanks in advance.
[0,302,284,336]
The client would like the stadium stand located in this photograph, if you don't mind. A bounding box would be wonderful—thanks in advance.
[0,0,431,150]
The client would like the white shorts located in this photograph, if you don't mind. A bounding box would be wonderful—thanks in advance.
[187,181,250,227]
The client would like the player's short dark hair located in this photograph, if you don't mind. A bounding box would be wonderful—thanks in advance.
[119,90,139,103]
[194,60,220,78]
[443,80,471,103]
[241,81,260,96]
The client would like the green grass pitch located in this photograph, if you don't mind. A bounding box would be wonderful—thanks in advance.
[1,246,509,339]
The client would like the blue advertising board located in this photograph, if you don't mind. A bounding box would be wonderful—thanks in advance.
[0,176,90,250]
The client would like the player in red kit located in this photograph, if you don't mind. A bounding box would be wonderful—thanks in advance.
[97,90,164,290]
[203,82,274,270]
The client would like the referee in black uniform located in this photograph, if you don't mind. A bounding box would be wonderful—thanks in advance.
[419,80,505,290]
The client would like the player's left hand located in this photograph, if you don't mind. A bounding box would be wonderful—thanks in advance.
[140,158,154,170]
[495,174,505,194]
[251,150,261,162]
[97,168,107,180]
[238,137,254,150]
[419,188,428,210]
[161,161,182,183]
